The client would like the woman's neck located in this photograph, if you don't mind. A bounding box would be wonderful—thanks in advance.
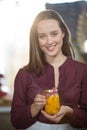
[46,53,67,68]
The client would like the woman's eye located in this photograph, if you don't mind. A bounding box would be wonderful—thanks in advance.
[39,35,45,40]
[52,32,58,37]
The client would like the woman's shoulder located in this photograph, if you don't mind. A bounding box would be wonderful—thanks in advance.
[15,66,33,82]
[70,58,87,65]
[68,57,87,70]
[16,67,28,76]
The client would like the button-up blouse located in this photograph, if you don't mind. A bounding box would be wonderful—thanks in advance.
[11,57,87,129]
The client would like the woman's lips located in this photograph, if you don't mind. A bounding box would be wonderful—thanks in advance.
[46,44,56,51]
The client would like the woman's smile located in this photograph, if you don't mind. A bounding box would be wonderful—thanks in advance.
[46,43,57,52]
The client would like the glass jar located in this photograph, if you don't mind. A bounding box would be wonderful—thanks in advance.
[44,87,60,115]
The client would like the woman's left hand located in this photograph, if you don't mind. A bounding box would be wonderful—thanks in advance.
[41,105,73,123]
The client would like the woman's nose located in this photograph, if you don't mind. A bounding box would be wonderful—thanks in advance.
[46,36,52,45]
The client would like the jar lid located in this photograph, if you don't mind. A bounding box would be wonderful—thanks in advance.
[45,89,53,93]
[45,87,58,93]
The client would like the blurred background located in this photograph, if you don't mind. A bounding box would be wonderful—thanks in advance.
[0,0,87,129]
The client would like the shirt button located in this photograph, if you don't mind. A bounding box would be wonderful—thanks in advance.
[77,105,80,108]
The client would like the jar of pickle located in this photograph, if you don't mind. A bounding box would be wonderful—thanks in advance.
[44,87,60,115]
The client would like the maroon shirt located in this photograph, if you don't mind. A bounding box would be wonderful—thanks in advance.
[11,57,87,129]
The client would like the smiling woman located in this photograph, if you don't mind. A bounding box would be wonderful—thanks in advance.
[10,10,87,130]
[1,1,87,130]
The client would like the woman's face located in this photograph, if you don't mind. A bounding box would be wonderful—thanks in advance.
[37,19,65,58]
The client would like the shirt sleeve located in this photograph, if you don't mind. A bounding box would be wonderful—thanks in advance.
[67,66,87,128]
[10,68,37,129]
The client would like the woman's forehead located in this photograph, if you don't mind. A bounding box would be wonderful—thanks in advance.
[37,19,60,33]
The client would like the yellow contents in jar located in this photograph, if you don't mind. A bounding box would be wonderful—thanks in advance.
[44,88,60,115]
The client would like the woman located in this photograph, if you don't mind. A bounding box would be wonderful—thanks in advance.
[11,10,87,130]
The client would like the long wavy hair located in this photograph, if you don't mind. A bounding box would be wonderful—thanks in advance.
[25,10,75,75]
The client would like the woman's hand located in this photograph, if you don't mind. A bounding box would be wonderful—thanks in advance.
[31,94,46,117]
[41,105,73,123]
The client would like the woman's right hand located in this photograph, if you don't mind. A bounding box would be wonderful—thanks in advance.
[31,94,46,117]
